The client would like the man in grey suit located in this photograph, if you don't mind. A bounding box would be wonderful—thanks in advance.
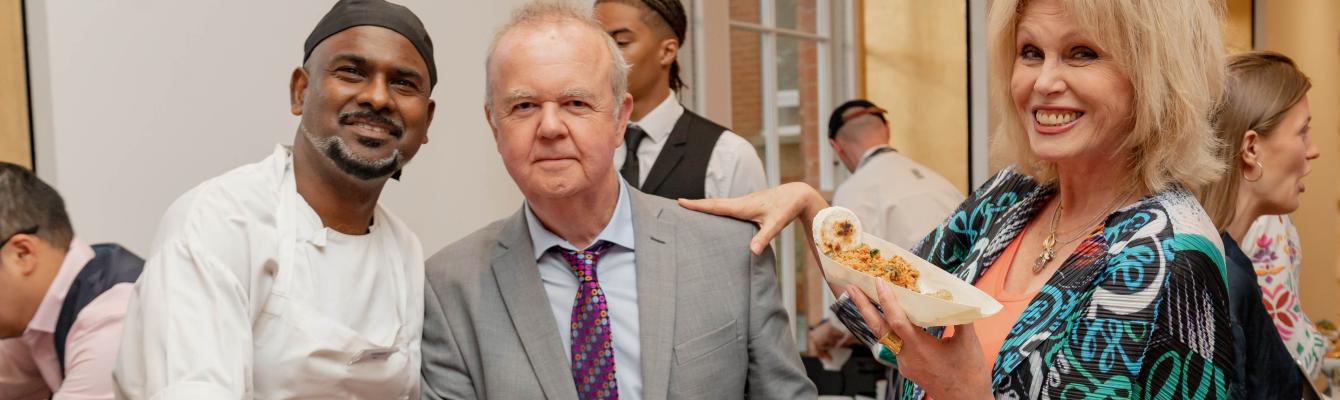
[420,2,814,399]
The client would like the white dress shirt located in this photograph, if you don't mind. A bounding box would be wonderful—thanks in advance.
[114,145,423,400]
[832,146,964,249]
[614,92,768,198]
[523,178,642,400]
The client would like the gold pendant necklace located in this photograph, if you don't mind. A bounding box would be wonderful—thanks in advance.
[1033,189,1134,274]
[1033,231,1057,273]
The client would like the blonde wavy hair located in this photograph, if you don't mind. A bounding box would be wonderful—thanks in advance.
[987,0,1227,192]
[1199,51,1311,230]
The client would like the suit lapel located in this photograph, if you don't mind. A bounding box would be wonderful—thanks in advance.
[629,190,677,400]
[491,210,579,400]
[639,115,692,193]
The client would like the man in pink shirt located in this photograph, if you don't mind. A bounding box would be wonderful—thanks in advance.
[0,162,143,400]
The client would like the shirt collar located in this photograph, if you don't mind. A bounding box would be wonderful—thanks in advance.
[27,237,96,334]
[523,178,636,260]
[630,91,684,144]
[857,145,895,169]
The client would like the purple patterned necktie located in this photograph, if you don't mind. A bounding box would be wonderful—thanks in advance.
[555,241,619,400]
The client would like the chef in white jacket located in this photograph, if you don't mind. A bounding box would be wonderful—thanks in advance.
[113,1,437,398]
[827,99,963,248]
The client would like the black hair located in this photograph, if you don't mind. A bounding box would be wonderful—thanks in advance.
[0,163,74,251]
[597,0,688,92]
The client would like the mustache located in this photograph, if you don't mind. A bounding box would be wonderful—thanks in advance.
[302,123,403,181]
[339,111,405,138]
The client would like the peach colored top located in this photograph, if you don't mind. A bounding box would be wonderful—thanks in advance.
[944,229,1040,371]
[971,231,1041,369]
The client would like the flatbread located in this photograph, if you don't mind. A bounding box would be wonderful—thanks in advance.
[814,207,863,256]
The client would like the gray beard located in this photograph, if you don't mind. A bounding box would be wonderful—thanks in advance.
[302,124,403,180]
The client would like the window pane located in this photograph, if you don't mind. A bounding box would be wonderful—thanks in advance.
[775,35,820,187]
[731,27,826,341]
[776,37,802,137]
[777,34,822,339]
[774,0,817,33]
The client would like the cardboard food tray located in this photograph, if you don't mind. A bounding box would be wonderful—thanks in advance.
[814,209,1002,327]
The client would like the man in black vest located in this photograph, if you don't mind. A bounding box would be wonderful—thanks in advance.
[0,162,143,399]
[595,0,767,200]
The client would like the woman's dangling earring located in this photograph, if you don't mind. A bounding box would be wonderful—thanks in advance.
[1243,161,1264,182]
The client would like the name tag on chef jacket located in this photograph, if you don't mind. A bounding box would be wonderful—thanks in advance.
[349,347,400,365]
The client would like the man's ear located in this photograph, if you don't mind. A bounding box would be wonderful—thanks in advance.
[484,103,499,139]
[423,100,436,144]
[658,38,679,68]
[290,67,309,116]
[610,93,635,148]
[1,235,41,277]
[617,92,635,126]
[829,138,847,162]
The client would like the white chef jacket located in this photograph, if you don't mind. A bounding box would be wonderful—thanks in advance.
[831,146,964,249]
[613,92,768,198]
[113,145,424,400]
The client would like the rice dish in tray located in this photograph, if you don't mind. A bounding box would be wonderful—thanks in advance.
[812,207,999,327]
[815,207,956,303]
[828,244,920,290]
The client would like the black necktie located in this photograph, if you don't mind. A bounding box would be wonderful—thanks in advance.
[620,124,647,187]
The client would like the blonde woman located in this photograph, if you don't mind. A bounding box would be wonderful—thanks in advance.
[1199,51,1321,399]
[682,0,1235,398]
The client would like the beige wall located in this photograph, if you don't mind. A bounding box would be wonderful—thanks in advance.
[863,0,969,194]
[1224,0,1254,53]
[1261,0,1340,323]
[0,0,29,169]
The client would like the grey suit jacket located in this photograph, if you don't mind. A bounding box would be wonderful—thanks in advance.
[421,189,815,400]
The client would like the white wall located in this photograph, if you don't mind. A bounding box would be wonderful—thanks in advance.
[25,0,528,255]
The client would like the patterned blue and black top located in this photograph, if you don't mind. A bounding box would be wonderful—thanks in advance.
[832,168,1236,399]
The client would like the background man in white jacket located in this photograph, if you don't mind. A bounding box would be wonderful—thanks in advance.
[807,99,963,395]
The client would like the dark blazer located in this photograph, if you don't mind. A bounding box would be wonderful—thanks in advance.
[1222,232,1302,400]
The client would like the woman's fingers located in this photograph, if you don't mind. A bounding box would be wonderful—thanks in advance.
[678,197,745,219]
[846,286,890,338]
[749,215,789,255]
[682,183,828,255]
[875,281,918,339]
[679,195,797,255]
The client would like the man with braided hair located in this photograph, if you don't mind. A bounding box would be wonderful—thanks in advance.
[596,0,767,201]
